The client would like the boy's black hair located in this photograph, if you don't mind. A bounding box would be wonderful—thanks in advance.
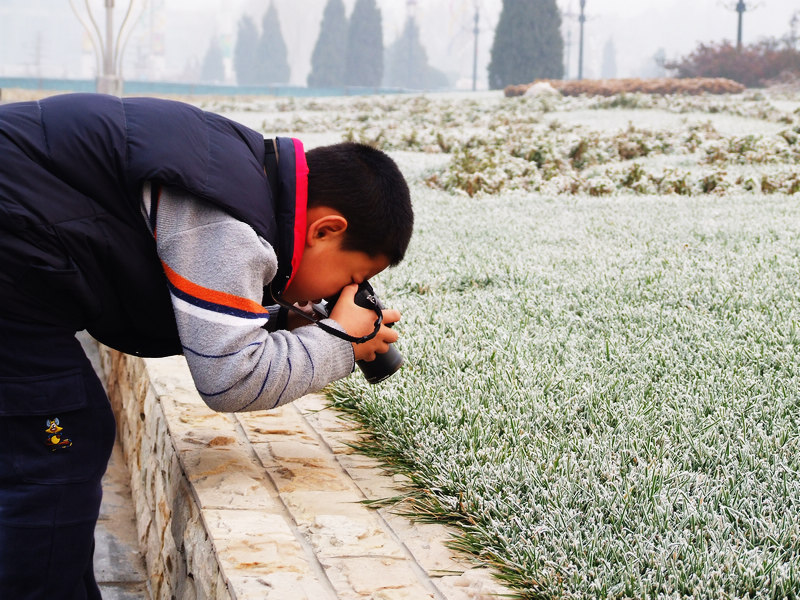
[305,142,413,266]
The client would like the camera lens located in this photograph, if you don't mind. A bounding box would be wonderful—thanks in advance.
[358,345,404,384]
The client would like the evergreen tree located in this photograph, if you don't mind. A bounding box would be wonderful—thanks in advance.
[201,37,226,83]
[601,38,617,79]
[384,17,448,90]
[345,0,383,87]
[234,15,260,85]
[308,0,348,87]
[488,0,564,90]
[257,2,290,84]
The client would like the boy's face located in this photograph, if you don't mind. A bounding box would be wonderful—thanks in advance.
[280,208,389,304]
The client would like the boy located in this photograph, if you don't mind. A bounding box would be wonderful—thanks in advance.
[0,93,413,598]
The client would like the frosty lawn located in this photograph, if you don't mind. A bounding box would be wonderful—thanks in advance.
[219,92,800,598]
[330,186,800,597]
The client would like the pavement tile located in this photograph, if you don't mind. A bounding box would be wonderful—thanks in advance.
[264,461,355,494]
[304,513,406,559]
[280,490,370,521]
[204,509,310,576]
[179,447,279,510]
[434,569,510,600]
[96,583,151,600]
[322,556,436,598]
[236,409,318,443]
[94,522,147,583]
[226,573,337,600]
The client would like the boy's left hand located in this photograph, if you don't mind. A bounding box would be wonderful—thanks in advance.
[329,284,401,362]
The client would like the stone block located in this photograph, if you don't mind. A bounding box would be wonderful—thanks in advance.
[379,512,471,575]
[263,461,354,494]
[323,556,434,599]
[144,356,197,398]
[180,447,277,510]
[304,513,406,559]
[280,490,369,523]
[172,573,197,600]
[434,569,510,600]
[212,571,231,600]
[143,520,166,590]
[252,440,355,494]
[309,421,364,455]
[204,509,310,577]
[132,482,153,547]
[159,523,182,588]
[169,421,244,454]
[226,573,335,600]
[236,409,317,443]
[266,439,332,463]
[152,452,183,542]
[183,518,220,598]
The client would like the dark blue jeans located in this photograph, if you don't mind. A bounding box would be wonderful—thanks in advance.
[0,317,116,599]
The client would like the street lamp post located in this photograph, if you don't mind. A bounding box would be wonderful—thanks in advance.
[472,5,479,91]
[736,0,746,49]
[98,0,122,94]
[578,0,586,80]
[70,0,143,95]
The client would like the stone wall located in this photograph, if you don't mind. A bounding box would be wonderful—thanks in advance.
[101,349,230,599]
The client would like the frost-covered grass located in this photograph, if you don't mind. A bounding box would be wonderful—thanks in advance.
[214,91,800,598]
[331,190,800,598]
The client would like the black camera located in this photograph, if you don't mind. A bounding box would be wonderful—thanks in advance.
[321,281,404,384]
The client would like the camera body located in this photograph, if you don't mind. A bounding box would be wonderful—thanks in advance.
[322,281,403,384]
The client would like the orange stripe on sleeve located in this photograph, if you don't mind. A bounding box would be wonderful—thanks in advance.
[161,261,268,315]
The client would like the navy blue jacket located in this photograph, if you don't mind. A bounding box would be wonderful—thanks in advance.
[0,94,306,357]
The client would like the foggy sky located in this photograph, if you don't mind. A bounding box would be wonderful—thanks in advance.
[2,0,798,88]
[157,0,800,86]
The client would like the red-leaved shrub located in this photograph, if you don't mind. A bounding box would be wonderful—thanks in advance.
[504,77,745,97]
[664,39,800,88]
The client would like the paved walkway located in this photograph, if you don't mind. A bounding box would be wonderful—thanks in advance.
[95,443,150,598]
[83,334,509,599]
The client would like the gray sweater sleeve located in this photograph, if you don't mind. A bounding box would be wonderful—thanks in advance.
[152,185,355,412]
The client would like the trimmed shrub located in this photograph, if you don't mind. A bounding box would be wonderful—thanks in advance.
[505,77,745,97]
[308,0,348,88]
[200,38,225,83]
[234,15,260,86]
[345,0,384,87]
[384,17,448,90]
[488,0,564,90]
[257,2,290,84]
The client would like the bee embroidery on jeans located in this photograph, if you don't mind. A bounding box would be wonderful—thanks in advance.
[45,418,73,450]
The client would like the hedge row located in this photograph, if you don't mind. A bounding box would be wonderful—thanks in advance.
[505,77,745,97]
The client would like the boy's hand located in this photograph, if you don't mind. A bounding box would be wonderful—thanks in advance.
[286,301,321,330]
[329,283,401,362]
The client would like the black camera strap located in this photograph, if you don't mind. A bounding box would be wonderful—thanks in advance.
[268,285,383,344]
[263,139,279,202]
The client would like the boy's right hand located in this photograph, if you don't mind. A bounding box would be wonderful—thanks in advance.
[329,284,401,362]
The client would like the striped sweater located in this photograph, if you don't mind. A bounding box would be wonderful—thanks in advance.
[143,183,355,412]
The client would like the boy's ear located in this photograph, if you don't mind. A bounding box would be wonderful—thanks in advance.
[306,213,348,245]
